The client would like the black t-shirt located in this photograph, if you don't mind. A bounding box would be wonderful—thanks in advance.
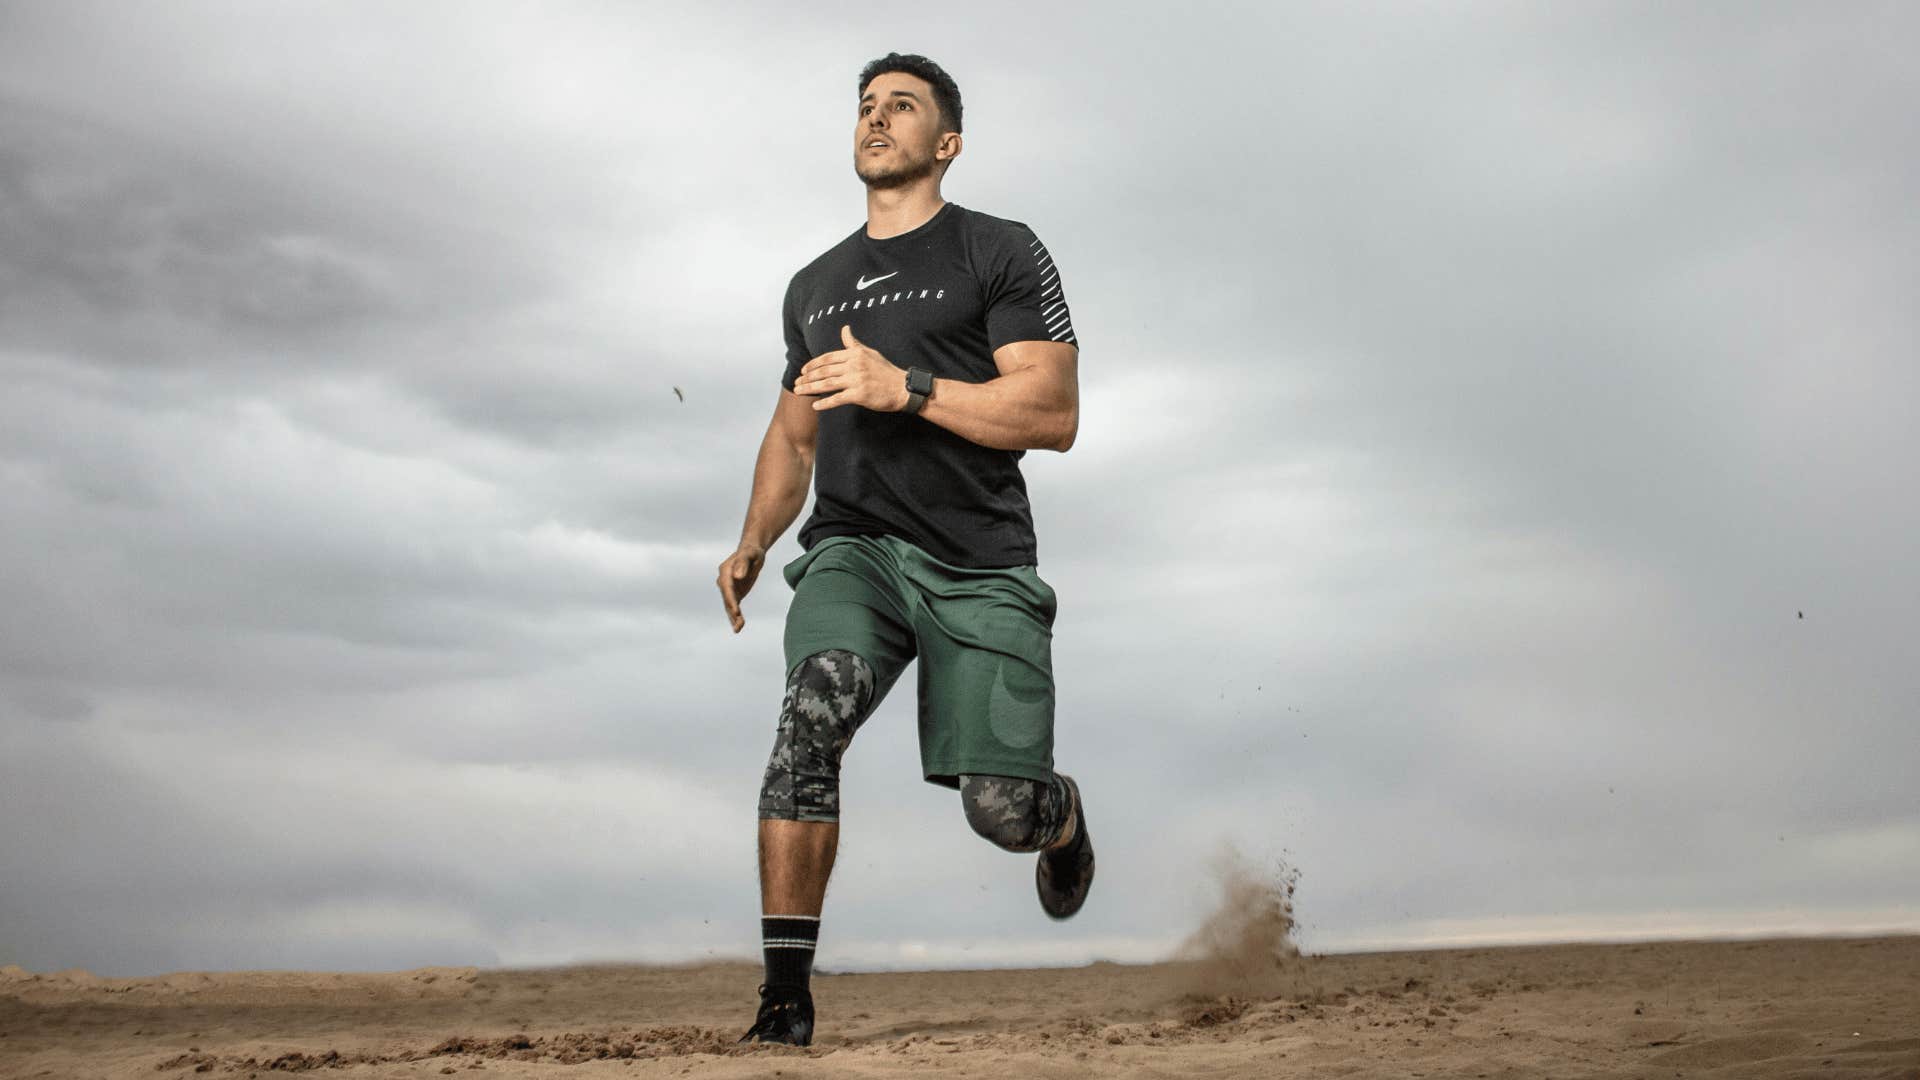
[781,202,1079,568]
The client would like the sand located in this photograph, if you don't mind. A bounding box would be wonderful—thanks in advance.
[2,934,1915,1078]
[6,856,1916,1077]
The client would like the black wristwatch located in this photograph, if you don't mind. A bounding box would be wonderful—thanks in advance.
[903,366,934,414]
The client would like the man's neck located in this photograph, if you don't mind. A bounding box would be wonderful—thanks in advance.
[865,182,947,240]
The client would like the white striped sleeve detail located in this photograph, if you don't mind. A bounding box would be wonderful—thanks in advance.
[1023,230,1074,343]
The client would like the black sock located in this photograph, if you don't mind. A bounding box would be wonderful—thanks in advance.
[762,914,819,991]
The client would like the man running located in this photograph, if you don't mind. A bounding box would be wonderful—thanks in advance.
[715,52,1092,1048]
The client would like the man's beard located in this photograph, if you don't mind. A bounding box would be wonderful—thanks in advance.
[855,144,938,190]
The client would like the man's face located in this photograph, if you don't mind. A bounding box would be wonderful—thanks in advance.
[854,71,952,190]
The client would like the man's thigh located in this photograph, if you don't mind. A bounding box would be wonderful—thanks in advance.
[902,555,1059,789]
[781,535,917,702]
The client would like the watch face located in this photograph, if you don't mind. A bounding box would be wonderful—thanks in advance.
[907,367,935,395]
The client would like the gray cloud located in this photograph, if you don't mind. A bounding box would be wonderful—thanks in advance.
[2,2,1916,976]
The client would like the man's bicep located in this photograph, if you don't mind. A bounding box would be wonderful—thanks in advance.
[773,386,819,460]
[991,339,1078,404]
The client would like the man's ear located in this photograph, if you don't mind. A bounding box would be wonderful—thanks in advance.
[937,132,963,162]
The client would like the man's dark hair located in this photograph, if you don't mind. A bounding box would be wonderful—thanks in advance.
[858,52,963,134]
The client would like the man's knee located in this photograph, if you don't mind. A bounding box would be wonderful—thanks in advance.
[959,774,1049,852]
[757,649,876,823]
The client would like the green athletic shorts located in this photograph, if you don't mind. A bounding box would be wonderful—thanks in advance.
[781,533,1059,790]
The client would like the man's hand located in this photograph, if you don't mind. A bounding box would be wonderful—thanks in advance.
[717,542,767,634]
[793,326,909,413]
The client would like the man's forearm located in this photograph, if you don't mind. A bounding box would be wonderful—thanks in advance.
[916,366,1076,452]
[739,430,813,551]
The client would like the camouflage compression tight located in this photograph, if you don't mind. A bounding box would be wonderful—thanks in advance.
[957,771,1076,853]
[758,649,1075,852]
[758,649,879,822]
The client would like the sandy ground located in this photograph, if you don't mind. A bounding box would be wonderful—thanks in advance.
[3,933,1917,1079]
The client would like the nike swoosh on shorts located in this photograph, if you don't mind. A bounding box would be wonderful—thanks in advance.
[988,660,1050,749]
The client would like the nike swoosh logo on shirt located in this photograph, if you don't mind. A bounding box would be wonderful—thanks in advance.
[856,271,899,290]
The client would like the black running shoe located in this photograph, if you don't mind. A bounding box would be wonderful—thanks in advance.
[1036,773,1094,920]
[738,982,814,1046]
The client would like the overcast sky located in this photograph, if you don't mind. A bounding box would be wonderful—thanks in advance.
[2,1,1915,978]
